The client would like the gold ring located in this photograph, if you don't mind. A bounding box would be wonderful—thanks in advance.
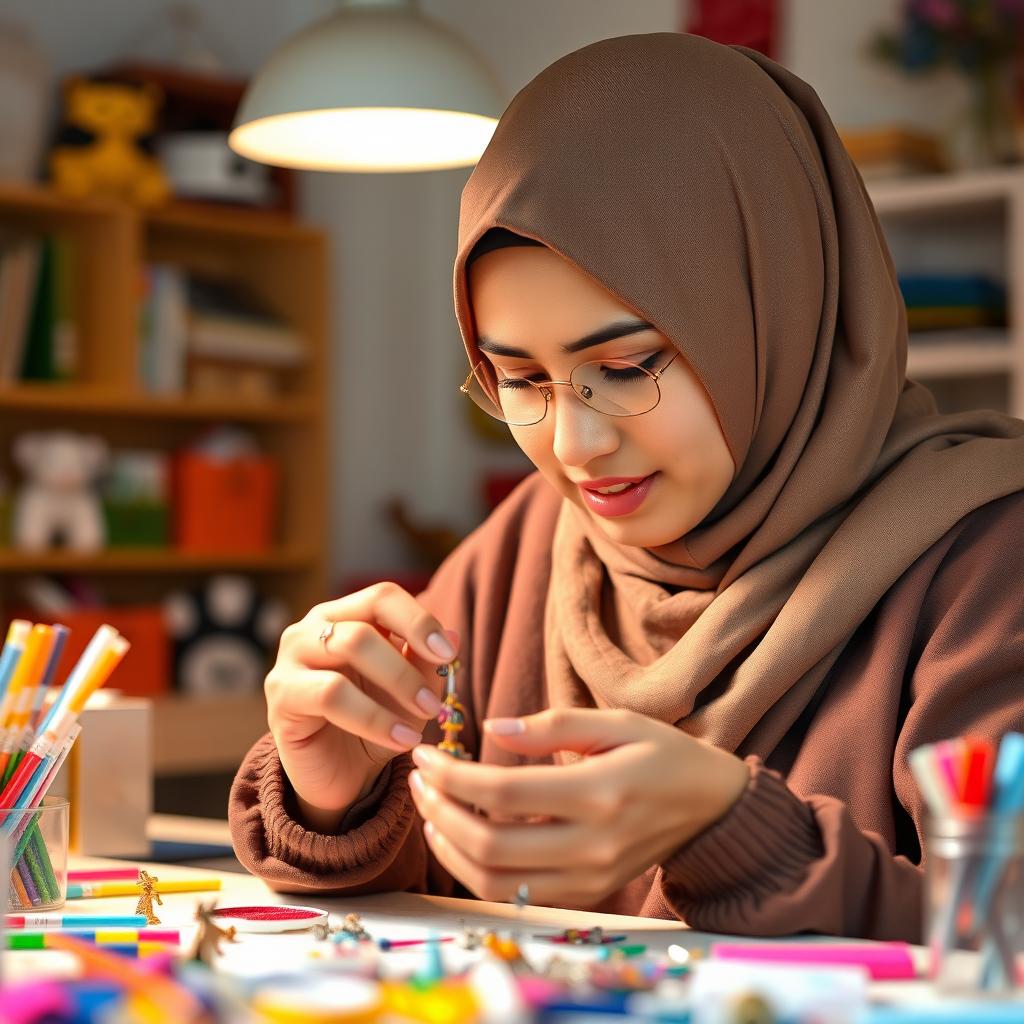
[318,621,335,650]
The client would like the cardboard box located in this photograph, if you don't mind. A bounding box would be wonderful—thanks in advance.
[51,694,152,858]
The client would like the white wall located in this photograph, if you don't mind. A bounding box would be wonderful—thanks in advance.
[3,0,976,587]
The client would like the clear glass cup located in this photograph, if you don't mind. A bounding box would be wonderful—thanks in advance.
[925,811,1024,994]
[3,796,70,912]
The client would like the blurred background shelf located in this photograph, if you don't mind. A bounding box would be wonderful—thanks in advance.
[0,383,317,423]
[0,181,329,806]
[867,168,1024,417]
[0,547,318,574]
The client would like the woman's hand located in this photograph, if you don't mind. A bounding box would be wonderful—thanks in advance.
[408,708,749,906]
[265,583,458,833]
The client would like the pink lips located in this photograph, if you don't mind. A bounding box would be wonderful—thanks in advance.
[576,473,657,518]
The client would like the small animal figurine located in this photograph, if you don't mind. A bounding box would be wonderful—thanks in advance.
[134,869,163,925]
[190,901,238,965]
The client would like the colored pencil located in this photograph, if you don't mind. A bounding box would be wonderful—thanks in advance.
[6,913,149,929]
[67,867,143,883]
[67,878,222,899]
[9,929,180,950]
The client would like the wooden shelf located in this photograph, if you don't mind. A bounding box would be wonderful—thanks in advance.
[907,331,1013,378]
[868,167,1024,216]
[0,383,316,423]
[152,694,267,775]
[0,547,317,574]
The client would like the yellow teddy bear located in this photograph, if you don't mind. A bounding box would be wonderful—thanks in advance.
[49,77,170,207]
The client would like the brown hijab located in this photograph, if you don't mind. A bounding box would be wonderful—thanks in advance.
[451,33,1024,759]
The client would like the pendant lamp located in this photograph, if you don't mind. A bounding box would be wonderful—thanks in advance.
[229,0,502,172]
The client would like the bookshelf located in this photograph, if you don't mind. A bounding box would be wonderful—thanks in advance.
[0,181,330,776]
[866,166,1024,417]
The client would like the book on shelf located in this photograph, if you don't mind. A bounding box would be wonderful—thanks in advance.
[139,267,306,394]
[0,233,78,385]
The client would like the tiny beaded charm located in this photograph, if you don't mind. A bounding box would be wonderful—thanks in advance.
[436,659,470,759]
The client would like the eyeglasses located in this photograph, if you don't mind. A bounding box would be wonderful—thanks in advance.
[460,350,680,427]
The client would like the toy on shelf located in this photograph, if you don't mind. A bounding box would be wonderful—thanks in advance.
[436,660,469,759]
[49,76,170,207]
[11,431,109,552]
[164,574,288,698]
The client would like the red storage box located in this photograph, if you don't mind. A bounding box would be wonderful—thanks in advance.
[174,451,279,553]
[15,606,170,698]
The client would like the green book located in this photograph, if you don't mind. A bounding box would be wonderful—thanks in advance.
[20,236,56,381]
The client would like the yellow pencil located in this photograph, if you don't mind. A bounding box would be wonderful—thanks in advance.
[67,878,222,899]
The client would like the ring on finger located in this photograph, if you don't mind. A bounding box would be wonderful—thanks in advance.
[318,620,336,650]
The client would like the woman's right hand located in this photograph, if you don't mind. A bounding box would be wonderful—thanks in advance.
[264,583,459,833]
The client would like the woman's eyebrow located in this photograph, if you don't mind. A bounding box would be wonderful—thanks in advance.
[477,318,655,358]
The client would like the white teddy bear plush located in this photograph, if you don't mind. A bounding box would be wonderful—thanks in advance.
[12,430,110,552]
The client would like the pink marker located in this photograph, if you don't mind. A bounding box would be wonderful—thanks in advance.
[710,941,917,980]
[67,868,143,883]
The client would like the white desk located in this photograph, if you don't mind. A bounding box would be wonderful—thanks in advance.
[6,857,1005,1014]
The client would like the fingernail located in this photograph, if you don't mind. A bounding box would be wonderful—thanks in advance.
[409,770,425,796]
[416,687,443,716]
[411,745,437,767]
[485,717,526,735]
[391,723,422,748]
[426,631,456,660]
[423,821,436,840]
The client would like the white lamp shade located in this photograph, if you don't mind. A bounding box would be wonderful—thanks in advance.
[229,0,503,172]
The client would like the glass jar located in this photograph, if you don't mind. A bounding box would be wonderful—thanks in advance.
[925,811,1024,994]
[3,796,70,912]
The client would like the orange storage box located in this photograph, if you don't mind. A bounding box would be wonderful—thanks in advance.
[174,451,279,553]
[17,606,170,698]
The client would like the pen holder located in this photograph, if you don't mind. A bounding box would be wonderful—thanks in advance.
[925,810,1024,993]
[2,797,69,912]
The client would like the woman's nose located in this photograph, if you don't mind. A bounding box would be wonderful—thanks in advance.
[549,386,620,468]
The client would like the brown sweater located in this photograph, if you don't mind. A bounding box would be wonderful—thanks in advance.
[229,474,1024,940]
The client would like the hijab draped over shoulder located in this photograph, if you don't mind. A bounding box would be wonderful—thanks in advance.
[451,32,1024,759]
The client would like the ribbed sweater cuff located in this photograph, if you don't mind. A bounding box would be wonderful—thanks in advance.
[254,741,416,875]
[661,757,823,915]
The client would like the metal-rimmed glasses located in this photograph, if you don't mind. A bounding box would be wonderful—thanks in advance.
[459,350,681,427]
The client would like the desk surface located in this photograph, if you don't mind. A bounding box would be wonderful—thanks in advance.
[7,857,971,1011]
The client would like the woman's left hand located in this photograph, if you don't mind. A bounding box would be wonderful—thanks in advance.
[408,707,749,906]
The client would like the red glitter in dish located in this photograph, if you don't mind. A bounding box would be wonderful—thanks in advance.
[212,906,322,921]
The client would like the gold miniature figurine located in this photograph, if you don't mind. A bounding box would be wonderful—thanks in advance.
[341,912,370,941]
[436,660,470,759]
[135,869,163,925]
[189,901,238,965]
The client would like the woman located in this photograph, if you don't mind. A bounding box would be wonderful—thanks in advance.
[229,32,1024,940]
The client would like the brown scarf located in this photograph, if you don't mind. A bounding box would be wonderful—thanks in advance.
[451,33,1024,760]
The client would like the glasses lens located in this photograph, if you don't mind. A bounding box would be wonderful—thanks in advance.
[462,365,546,425]
[571,359,660,417]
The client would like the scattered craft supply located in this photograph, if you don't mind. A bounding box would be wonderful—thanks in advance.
[253,975,384,1024]
[208,904,328,934]
[189,901,238,966]
[340,912,371,942]
[378,935,455,951]
[534,927,626,945]
[67,878,223,899]
[134,870,162,926]
[436,660,470,759]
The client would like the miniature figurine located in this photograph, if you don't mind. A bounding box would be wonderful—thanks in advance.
[457,924,485,950]
[340,912,371,941]
[135,869,163,925]
[189,901,239,965]
[436,660,470,759]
